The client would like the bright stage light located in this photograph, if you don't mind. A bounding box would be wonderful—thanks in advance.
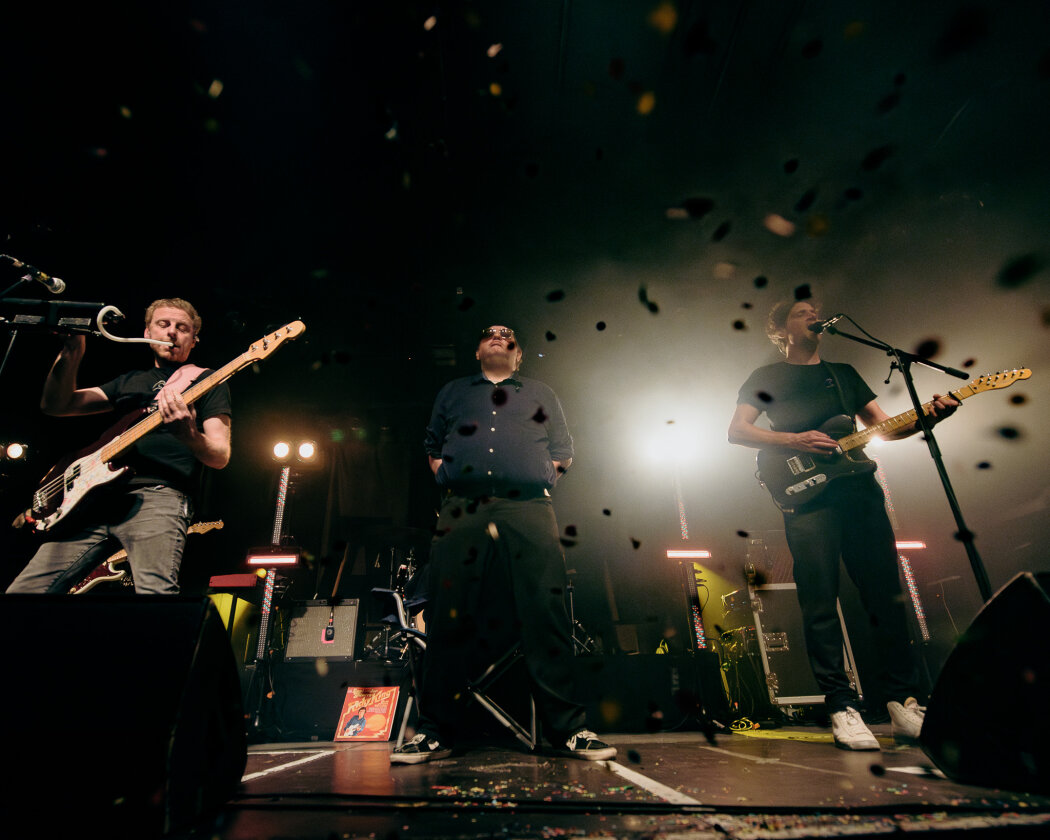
[666,549,712,559]
[895,540,927,550]
[3,443,27,460]
[246,547,301,567]
[271,438,322,466]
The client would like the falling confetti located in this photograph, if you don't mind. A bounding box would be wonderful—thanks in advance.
[637,286,659,313]
[647,2,677,34]
[763,214,796,237]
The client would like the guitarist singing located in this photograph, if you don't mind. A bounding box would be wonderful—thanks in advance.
[727,297,957,751]
[7,298,231,595]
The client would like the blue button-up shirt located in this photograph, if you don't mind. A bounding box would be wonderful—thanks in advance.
[424,373,574,498]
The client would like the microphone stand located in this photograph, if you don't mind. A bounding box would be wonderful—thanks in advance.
[822,323,993,603]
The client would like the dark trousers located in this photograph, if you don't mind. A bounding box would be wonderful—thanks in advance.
[417,493,586,744]
[783,476,919,713]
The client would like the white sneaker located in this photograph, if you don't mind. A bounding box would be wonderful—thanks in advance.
[887,697,925,741]
[389,732,452,765]
[563,729,617,761]
[831,707,880,751]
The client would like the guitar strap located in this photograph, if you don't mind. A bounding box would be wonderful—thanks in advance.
[157,363,207,399]
[820,361,857,432]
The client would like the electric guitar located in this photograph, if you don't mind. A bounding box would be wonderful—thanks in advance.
[22,321,306,532]
[756,368,1031,510]
[69,520,224,594]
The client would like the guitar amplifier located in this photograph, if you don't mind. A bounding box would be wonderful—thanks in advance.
[284,599,360,661]
[750,583,862,706]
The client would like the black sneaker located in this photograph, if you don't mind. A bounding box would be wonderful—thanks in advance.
[564,729,616,761]
[389,732,452,765]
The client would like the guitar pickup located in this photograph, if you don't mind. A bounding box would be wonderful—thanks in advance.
[785,474,827,496]
[785,454,815,476]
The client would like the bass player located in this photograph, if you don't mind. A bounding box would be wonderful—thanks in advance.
[7,298,231,595]
[727,297,957,750]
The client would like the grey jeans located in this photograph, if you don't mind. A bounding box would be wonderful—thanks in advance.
[6,485,193,595]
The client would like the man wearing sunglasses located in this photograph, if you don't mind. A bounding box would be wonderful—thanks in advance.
[391,325,615,764]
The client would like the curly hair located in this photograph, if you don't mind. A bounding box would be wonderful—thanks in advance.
[765,297,820,355]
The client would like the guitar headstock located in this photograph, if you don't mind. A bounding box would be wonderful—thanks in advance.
[969,368,1031,393]
[246,321,306,361]
[189,520,225,535]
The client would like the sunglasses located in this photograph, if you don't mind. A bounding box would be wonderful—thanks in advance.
[480,328,515,340]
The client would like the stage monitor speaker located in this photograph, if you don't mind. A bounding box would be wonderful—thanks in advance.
[0,594,247,833]
[920,571,1050,793]
[284,598,360,661]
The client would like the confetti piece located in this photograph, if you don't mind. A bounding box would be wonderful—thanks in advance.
[637,286,659,314]
[647,2,677,34]
[801,39,823,59]
[997,253,1044,288]
[805,214,830,236]
[861,145,895,171]
[763,214,795,237]
[795,189,817,212]
[713,262,735,280]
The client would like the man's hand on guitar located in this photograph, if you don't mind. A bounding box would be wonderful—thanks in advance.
[789,429,841,454]
[927,393,960,424]
[156,385,198,440]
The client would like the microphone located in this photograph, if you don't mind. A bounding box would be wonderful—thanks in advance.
[808,313,844,334]
[0,254,66,294]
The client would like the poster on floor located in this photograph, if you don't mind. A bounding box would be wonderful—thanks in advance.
[335,686,400,741]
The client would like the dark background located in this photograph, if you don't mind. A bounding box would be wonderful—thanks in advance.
[1,2,1047,672]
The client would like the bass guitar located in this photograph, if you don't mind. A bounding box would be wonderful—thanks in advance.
[756,367,1031,510]
[69,520,224,594]
[23,321,306,532]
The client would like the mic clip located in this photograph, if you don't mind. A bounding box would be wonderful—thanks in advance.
[809,314,845,334]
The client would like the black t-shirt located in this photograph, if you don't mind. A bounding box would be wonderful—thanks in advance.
[736,361,876,433]
[98,365,232,493]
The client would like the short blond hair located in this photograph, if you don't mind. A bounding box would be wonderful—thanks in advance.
[145,298,202,334]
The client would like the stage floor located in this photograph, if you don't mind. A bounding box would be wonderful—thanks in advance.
[188,723,1050,839]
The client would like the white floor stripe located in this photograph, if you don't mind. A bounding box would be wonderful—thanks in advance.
[605,761,704,805]
[241,749,336,782]
[697,744,853,777]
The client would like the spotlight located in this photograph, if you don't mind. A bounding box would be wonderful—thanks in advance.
[3,443,28,460]
[272,441,291,461]
[270,438,322,467]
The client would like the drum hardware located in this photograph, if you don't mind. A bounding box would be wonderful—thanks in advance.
[566,570,596,655]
